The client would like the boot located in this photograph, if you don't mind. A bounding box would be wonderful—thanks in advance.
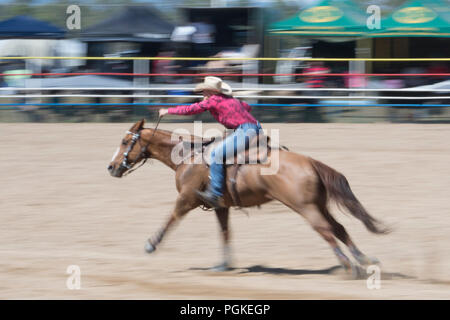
[196,187,224,209]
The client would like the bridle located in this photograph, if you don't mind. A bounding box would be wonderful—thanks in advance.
[120,117,162,176]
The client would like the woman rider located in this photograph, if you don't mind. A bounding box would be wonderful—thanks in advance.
[159,76,262,208]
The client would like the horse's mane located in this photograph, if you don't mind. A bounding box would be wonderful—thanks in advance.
[144,127,205,144]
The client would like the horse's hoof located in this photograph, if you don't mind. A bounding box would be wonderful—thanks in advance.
[350,264,365,280]
[210,263,231,272]
[341,262,363,280]
[144,240,156,254]
[357,255,380,266]
[367,256,380,265]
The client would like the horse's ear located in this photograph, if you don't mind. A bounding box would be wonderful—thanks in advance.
[130,118,145,132]
[138,118,145,129]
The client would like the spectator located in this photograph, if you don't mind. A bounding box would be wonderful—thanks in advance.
[303,61,330,88]
[403,65,427,87]
[427,62,449,84]
[152,51,178,83]
[302,61,330,122]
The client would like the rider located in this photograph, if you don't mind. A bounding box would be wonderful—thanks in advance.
[159,76,261,208]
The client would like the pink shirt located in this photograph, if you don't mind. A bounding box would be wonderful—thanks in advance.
[168,94,257,129]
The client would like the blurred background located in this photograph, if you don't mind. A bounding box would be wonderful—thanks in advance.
[0,0,448,123]
[1,1,450,299]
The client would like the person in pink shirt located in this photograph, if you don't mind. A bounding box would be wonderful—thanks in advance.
[159,76,262,208]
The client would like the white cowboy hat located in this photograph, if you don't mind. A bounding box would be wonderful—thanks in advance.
[194,76,232,96]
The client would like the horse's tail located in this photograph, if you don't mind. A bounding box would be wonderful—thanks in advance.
[310,158,389,235]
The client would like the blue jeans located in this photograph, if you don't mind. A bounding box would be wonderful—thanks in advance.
[209,122,262,197]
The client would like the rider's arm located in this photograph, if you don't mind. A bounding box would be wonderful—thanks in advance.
[241,101,251,113]
[167,97,215,115]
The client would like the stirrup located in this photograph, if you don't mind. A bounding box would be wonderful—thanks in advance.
[196,189,224,209]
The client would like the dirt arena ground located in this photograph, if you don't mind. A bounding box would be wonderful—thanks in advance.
[1,122,450,299]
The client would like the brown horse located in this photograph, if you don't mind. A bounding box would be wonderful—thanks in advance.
[108,119,388,274]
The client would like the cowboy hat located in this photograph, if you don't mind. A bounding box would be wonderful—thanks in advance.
[194,76,232,96]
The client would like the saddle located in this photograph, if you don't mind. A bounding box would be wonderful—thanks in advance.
[172,131,288,208]
[202,133,271,167]
[175,132,272,167]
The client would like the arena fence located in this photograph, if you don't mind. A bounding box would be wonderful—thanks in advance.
[0,56,449,122]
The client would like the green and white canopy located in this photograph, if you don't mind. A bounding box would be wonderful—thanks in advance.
[269,0,450,38]
[268,0,368,37]
[372,0,450,37]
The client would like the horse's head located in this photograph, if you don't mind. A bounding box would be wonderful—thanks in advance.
[108,119,148,178]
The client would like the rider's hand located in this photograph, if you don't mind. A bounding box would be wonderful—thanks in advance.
[159,108,169,117]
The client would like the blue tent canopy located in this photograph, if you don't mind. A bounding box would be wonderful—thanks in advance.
[81,6,174,42]
[0,15,65,39]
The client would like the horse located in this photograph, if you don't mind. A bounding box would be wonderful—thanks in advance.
[108,119,388,275]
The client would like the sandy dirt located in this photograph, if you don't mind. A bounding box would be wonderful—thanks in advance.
[1,122,450,299]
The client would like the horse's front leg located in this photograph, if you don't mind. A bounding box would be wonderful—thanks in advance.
[145,193,198,253]
[211,208,232,271]
[144,214,177,253]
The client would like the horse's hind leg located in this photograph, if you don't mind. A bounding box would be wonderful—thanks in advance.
[320,205,379,266]
[212,208,232,271]
[295,204,356,273]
